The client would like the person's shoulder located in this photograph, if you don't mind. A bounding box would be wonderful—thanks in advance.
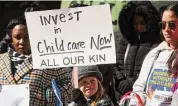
[149,41,171,54]
[0,52,9,58]
[151,42,160,48]
[114,31,128,45]
[114,31,122,41]
[144,42,164,59]
[0,52,10,66]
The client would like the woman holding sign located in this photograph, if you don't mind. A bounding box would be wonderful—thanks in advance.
[0,16,72,106]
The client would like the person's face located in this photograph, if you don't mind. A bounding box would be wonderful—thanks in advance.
[161,10,178,48]
[133,15,147,33]
[79,76,98,99]
[11,24,30,55]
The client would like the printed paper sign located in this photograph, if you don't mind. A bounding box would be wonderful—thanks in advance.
[0,84,29,106]
[25,4,116,69]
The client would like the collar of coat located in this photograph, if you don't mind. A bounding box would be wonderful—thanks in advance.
[0,52,33,84]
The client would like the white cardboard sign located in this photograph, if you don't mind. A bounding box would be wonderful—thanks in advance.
[25,4,116,69]
[0,84,29,106]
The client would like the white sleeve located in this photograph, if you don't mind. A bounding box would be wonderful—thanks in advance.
[129,49,158,105]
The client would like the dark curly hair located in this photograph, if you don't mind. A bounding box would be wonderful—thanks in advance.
[119,1,161,44]
[6,17,26,43]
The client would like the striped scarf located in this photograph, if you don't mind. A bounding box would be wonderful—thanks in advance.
[8,47,31,70]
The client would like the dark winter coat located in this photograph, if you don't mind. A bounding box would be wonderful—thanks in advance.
[97,64,114,95]
[68,94,114,106]
[113,1,162,102]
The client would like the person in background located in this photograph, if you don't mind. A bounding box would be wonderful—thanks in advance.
[0,33,11,53]
[113,1,162,104]
[129,3,178,106]
[0,16,72,106]
[68,65,114,106]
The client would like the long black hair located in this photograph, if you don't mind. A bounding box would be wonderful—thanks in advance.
[160,3,178,18]
[119,1,161,44]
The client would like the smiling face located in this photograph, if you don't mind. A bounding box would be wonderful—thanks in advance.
[162,10,178,49]
[79,76,98,99]
[11,24,30,55]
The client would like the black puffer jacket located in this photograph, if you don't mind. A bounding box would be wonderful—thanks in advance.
[113,1,162,102]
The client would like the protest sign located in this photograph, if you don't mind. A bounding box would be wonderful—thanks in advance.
[25,4,116,69]
[0,84,29,106]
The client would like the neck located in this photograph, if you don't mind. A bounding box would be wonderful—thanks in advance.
[85,94,96,100]
[170,43,178,50]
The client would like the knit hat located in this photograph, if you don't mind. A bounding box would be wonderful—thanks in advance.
[78,65,103,82]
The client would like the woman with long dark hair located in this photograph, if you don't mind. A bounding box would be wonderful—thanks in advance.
[114,1,162,104]
[129,3,178,106]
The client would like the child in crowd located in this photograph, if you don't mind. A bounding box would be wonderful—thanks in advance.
[68,65,114,106]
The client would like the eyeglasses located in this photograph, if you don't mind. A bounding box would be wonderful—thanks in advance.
[159,21,178,30]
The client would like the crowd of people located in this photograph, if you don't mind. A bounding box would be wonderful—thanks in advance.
[0,1,178,106]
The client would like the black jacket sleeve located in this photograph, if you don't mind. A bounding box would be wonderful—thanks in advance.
[113,65,134,101]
